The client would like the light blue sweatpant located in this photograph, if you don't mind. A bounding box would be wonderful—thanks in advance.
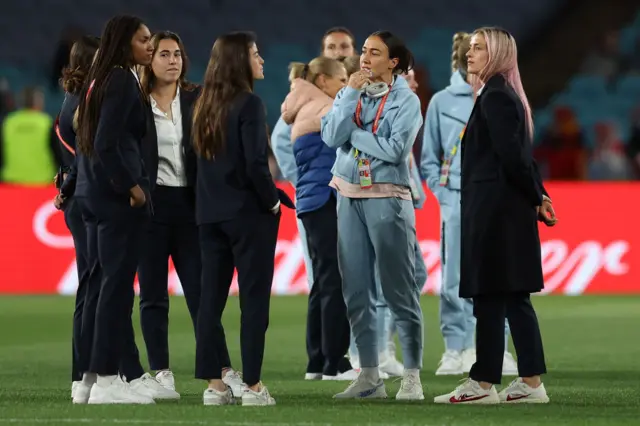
[337,195,424,369]
[438,188,510,351]
[296,217,314,289]
[375,240,427,354]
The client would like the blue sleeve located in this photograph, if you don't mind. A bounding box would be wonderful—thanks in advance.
[410,154,426,209]
[270,116,297,185]
[420,95,443,193]
[349,94,422,164]
[93,68,137,194]
[320,86,360,149]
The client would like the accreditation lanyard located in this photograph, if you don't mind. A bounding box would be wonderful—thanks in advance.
[439,125,465,187]
[352,88,391,189]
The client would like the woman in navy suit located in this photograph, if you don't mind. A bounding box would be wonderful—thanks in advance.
[53,34,100,400]
[73,15,176,405]
[137,31,202,393]
[192,31,293,407]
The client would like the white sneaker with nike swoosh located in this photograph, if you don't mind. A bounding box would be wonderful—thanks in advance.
[334,370,387,399]
[434,378,500,404]
[499,378,549,404]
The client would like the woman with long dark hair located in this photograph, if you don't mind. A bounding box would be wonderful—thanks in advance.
[434,26,556,405]
[321,30,424,400]
[137,30,201,394]
[73,15,174,404]
[52,35,100,401]
[193,31,288,407]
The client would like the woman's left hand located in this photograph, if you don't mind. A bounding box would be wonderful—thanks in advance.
[537,197,557,227]
[53,194,66,211]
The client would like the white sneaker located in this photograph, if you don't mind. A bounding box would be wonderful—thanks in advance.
[222,369,246,397]
[379,351,404,377]
[334,371,387,399]
[502,352,518,376]
[436,350,463,376]
[203,387,235,406]
[72,382,92,404]
[88,376,155,405]
[323,368,388,381]
[499,378,549,404]
[155,370,176,391]
[350,356,361,370]
[242,384,276,406]
[462,348,476,373]
[71,381,81,399]
[304,372,322,380]
[73,373,96,404]
[395,369,424,400]
[434,378,500,405]
[130,373,180,400]
[323,368,359,381]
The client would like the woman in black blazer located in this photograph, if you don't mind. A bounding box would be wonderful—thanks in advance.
[137,31,201,393]
[73,15,175,405]
[53,34,100,401]
[192,31,293,407]
[435,27,557,405]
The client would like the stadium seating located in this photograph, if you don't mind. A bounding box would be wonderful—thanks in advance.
[534,11,640,146]
[0,0,564,126]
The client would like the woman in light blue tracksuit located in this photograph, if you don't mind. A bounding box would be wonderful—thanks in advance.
[271,118,314,290]
[321,31,424,401]
[420,32,516,376]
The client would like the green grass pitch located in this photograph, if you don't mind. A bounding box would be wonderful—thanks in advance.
[0,295,638,425]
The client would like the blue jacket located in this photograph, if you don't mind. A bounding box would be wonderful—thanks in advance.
[321,75,423,188]
[409,154,426,209]
[420,70,473,194]
[271,117,297,185]
[293,131,336,216]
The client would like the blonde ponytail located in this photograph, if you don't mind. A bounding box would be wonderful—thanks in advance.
[288,57,346,84]
[451,32,470,72]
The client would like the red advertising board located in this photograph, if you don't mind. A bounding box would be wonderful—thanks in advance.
[0,182,636,295]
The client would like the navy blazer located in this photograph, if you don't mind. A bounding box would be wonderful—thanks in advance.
[57,93,80,197]
[142,85,201,191]
[75,67,150,202]
[196,92,281,224]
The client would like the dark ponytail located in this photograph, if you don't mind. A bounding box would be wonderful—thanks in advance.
[61,36,100,95]
[369,30,414,75]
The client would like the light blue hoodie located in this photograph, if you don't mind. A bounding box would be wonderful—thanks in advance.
[321,75,423,188]
[270,117,297,185]
[420,70,473,193]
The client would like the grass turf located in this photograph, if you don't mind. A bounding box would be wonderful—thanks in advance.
[0,295,638,425]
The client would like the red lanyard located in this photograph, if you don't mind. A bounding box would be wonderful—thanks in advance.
[86,80,95,101]
[54,115,75,156]
[354,86,392,135]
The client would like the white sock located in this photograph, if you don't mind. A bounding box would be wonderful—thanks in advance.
[81,372,97,386]
[96,375,118,387]
[361,367,379,381]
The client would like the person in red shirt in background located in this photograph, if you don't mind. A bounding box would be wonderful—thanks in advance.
[534,106,588,180]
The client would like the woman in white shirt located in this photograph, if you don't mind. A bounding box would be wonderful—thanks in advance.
[137,31,213,395]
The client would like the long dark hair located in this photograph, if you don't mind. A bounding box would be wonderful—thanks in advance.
[61,36,100,94]
[369,30,414,75]
[192,31,256,160]
[76,15,145,156]
[140,31,197,96]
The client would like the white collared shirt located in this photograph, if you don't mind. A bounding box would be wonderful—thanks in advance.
[150,87,187,187]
